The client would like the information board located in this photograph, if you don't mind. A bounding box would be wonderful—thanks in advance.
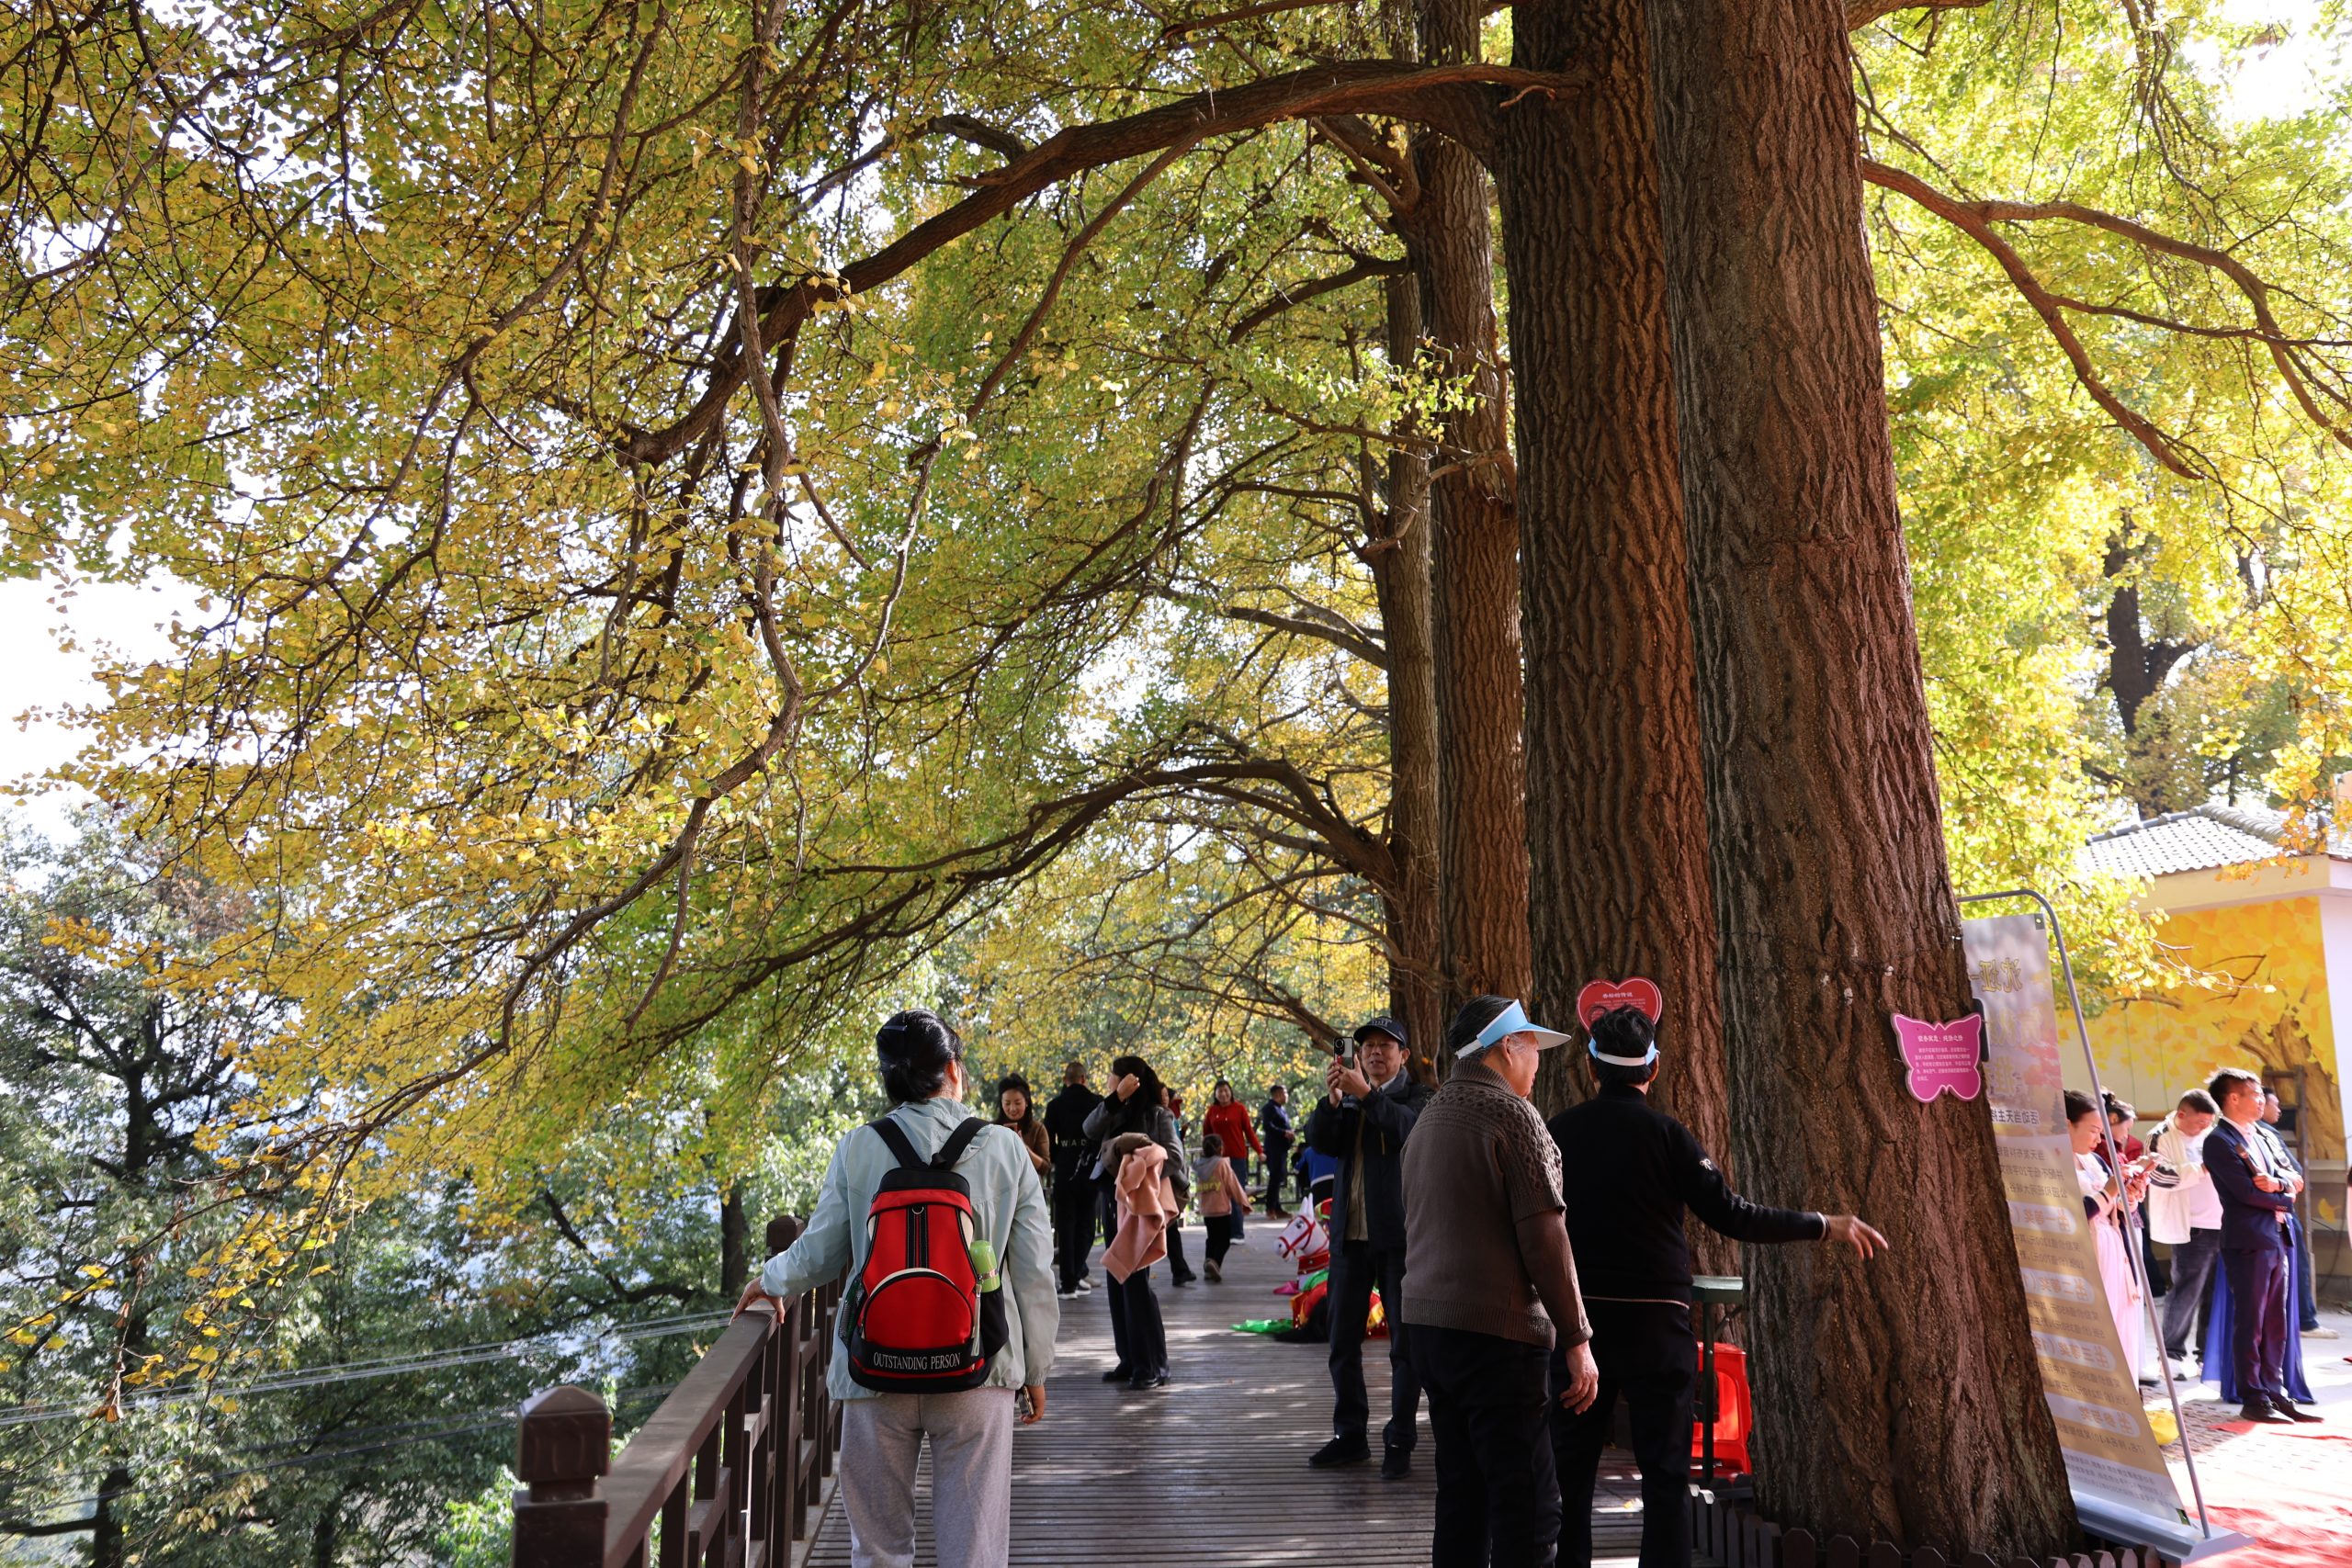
[1962,913,2190,1535]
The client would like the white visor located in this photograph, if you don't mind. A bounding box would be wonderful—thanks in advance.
[1457,999,1577,1058]
[1588,1040,1661,1068]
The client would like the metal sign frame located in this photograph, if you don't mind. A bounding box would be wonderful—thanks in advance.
[1959,887,2251,1563]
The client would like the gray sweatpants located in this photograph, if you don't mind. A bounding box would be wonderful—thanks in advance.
[2161,1227,2221,1359]
[839,1387,1016,1568]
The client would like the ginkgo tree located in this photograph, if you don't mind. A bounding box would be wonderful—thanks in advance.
[6,0,2352,1555]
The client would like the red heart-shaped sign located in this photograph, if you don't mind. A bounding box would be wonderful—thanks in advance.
[1576,977,1663,1028]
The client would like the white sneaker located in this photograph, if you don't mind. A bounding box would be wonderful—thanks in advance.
[2171,1357,2198,1381]
[1075,1278,1092,1293]
[2303,1325,2340,1339]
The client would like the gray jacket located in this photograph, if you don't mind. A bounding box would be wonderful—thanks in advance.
[760,1096,1058,1401]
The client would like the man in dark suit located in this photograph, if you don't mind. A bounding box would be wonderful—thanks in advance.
[1306,1015,1434,1476]
[2205,1066,2320,1424]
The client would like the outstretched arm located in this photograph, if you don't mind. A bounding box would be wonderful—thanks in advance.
[1671,1122,1827,1244]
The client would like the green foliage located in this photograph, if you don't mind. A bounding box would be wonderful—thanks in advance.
[1860,0,2352,950]
[0,13,2346,1560]
[0,818,854,1561]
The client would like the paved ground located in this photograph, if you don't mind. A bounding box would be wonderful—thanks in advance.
[2154,1295,2352,1567]
[808,1211,1668,1566]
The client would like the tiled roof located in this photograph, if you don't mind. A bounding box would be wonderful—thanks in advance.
[2079,802,2315,880]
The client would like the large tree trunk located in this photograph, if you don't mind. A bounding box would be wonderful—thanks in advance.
[1492,0,1729,1160]
[1643,0,2076,1551]
[1378,268,1448,1063]
[1415,0,1532,1024]
[91,1465,130,1568]
[720,1182,750,1298]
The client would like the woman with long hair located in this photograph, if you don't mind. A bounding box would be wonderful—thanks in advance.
[739,1010,1057,1568]
[994,1073,1050,1179]
[2068,1088,2146,1378]
[1082,1055,1186,1386]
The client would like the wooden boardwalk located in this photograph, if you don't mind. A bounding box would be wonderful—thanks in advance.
[809,1213,1682,1566]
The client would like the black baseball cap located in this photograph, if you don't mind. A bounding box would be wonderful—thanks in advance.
[1352,1015,1408,1047]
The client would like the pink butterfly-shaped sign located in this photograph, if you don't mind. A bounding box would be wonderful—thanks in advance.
[1576,977,1663,1028]
[1891,1013,1984,1102]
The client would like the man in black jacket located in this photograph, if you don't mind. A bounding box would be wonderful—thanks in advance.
[1306,1015,1434,1478]
[1259,1083,1295,1216]
[1042,1059,1103,1297]
[1549,1006,1885,1568]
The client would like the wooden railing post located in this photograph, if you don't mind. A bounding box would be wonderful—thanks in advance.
[513,1384,610,1568]
[764,1214,806,1552]
[506,1213,842,1568]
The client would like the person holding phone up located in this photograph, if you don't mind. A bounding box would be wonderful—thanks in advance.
[1305,1014,1433,1477]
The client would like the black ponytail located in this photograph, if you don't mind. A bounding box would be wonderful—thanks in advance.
[876,1010,962,1104]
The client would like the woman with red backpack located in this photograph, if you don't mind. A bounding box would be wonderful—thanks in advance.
[737,1010,1057,1568]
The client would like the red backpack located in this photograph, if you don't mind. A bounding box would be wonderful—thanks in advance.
[844,1116,1010,1392]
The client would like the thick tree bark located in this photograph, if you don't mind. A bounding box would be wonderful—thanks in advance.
[1409,2,1532,1022]
[2101,527,2196,745]
[1492,0,1729,1157]
[1377,269,1448,1063]
[1644,0,2076,1551]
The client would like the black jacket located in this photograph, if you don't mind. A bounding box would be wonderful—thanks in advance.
[1260,1099,1295,1148]
[1081,1093,1189,1201]
[1305,1073,1432,1251]
[1548,1085,1823,1303]
[1042,1083,1103,1182]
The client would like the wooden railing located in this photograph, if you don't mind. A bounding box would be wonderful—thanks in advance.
[512,1216,842,1568]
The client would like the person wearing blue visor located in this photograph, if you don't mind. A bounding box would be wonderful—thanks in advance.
[1399,996,1598,1568]
[1548,1004,1886,1568]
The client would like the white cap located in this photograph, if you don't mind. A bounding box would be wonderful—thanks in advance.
[1456,998,1577,1058]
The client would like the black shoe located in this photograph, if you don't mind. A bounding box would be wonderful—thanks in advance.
[1171,1273,1196,1287]
[2271,1393,2324,1424]
[1380,1446,1411,1481]
[1126,1370,1170,1391]
[1309,1435,1372,1469]
[1102,1365,1134,1383]
[2239,1395,2293,1424]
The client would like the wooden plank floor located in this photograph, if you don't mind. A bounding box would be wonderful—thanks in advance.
[809,1213,1702,1565]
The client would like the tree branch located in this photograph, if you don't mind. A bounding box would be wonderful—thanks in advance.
[616,61,1573,466]
[1862,159,2208,479]
[1228,257,1409,342]
[1847,0,1990,28]
[1146,584,1390,669]
[1864,157,2352,459]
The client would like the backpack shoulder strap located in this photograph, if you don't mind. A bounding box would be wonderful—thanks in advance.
[933,1117,988,1170]
[869,1116,926,1171]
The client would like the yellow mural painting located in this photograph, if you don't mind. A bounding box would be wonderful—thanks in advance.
[2086,896,2343,1224]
